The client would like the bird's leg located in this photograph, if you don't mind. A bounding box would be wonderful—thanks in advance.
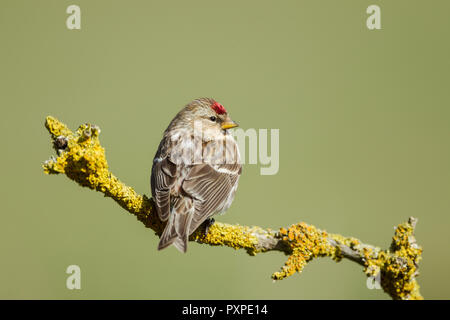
[203,217,215,236]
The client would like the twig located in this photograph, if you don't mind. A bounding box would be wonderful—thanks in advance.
[42,116,423,300]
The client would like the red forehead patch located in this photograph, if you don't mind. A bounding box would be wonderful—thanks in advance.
[211,101,227,115]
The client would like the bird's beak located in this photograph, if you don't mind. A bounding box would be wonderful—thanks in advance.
[221,117,239,130]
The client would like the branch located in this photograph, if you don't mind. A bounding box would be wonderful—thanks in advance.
[42,116,423,300]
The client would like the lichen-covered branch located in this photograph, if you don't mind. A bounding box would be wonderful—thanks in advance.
[42,116,423,300]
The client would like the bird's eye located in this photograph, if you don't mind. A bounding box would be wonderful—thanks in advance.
[210,116,216,122]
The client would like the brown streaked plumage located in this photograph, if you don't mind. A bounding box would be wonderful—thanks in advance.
[151,98,242,252]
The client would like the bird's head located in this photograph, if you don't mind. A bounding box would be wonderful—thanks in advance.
[173,98,238,139]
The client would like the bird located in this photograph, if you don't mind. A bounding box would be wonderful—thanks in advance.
[151,98,242,252]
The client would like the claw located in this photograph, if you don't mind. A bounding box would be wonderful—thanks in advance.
[204,218,215,236]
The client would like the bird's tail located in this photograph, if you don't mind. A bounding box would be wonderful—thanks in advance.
[157,202,194,253]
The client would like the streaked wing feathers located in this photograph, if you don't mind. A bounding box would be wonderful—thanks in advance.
[182,163,241,235]
[151,157,177,221]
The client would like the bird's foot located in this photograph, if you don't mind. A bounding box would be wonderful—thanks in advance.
[203,218,215,236]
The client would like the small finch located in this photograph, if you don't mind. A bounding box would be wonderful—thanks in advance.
[151,98,242,252]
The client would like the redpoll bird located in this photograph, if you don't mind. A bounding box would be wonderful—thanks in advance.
[151,98,242,252]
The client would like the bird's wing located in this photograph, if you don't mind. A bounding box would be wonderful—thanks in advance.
[151,156,177,221]
[153,134,241,252]
[182,162,242,235]
[157,196,194,253]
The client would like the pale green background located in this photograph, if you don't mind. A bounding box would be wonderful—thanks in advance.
[1,0,449,299]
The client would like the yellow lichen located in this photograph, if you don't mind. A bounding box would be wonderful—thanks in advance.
[44,116,73,138]
[43,117,163,233]
[192,223,260,252]
[365,220,423,300]
[272,219,423,300]
[272,223,336,280]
